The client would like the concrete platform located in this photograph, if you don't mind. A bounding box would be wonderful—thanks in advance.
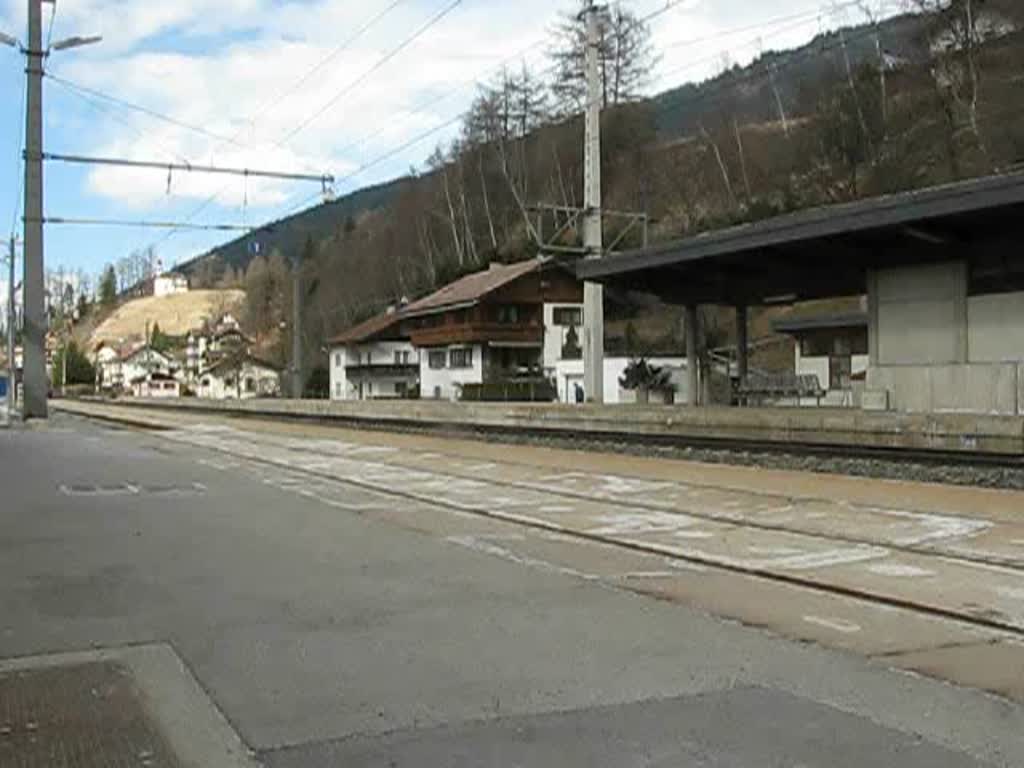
[72,396,1024,456]
[52,402,1024,707]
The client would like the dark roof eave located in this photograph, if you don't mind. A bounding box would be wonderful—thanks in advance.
[399,299,479,320]
[772,312,869,333]
[327,311,407,345]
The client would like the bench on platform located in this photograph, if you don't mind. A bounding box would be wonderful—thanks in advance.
[736,373,826,406]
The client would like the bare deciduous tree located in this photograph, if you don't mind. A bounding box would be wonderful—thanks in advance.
[908,0,991,161]
[547,2,658,115]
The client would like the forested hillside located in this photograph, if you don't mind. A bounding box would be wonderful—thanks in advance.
[173,1,1024,370]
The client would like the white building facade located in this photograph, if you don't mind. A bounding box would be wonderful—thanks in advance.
[867,261,1024,414]
[773,312,870,407]
[602,356,690,405]
[418,344,485,401]
[198,356,281,400]
[331,340,418,400]
[94,345,124,390]
[153,274,189,297]
[120,347,177,386]
[545,303,585,403]
[130,373,181,399]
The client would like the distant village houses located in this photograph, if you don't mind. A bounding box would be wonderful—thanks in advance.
[92,311,281,401]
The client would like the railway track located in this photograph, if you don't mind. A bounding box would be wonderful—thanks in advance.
[103,402,1024,470]
[63,398,1024,472]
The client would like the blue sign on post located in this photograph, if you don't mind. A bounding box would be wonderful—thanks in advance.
[0,375,7,398]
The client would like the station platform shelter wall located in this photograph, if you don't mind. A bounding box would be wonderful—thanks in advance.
[867,261,1024,415]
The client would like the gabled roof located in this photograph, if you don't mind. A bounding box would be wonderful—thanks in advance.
[214,327,252,343]
[200,352,282,378]
[402,258,546,319]
[121,344,174,364]
[328,308,406,346]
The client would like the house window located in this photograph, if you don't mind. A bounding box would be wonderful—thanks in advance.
[561,324,582,360]
[394,350,402,365]
[245,377,256,393]
[428,350,446,369]
[395,382,406,396]
[335,382,342,397]
[497,305,520,324]
[553,307,583,326]
[449,347,473,369]
[201,378,211,388]
[850,329,868,356]
[800,336,830,357]
[225,377,235,387]
[334,353,342,367]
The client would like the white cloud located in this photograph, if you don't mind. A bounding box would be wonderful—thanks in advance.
[42,0,564,211]
[27,0,899,217]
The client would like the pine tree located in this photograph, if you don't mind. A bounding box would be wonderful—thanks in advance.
[99,265,118,306]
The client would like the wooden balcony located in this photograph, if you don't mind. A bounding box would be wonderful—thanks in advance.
[408,322,543,348]
[345,363,419,376]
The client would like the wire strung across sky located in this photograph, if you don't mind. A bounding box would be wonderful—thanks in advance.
[334,0,861,171]
[128,0,426,258]
[277,0,465,147]
[45,73,254,154]
[49,0,696,252]
[48,77,195,167]
[651,10,907,130]
[252,0,412,129]
[8,63,27,241]
[41,216,256,232]
[40,0,915,264]
[42,153,334,184]
[255,0,700,230]
[656,0,900,84]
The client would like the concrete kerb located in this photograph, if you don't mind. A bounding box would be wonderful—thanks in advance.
[62,397,1024,456]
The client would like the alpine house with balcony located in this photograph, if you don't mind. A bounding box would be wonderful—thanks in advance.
[328,306,418,401]
[402,257,584,401]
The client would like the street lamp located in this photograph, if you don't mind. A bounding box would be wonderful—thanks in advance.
[0,31,19,48]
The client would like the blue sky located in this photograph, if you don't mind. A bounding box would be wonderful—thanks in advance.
[0,0,895,291]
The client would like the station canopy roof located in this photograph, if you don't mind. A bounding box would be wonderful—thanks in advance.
[576,171,1024,306]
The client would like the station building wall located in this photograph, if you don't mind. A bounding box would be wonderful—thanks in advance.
[867,260,1024,415]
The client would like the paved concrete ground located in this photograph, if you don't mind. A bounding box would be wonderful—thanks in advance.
[4,412,1024,766]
